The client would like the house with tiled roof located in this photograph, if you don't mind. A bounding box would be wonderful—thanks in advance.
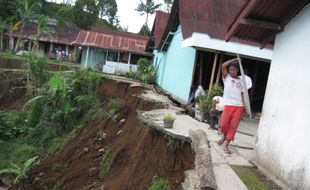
[227,1,310,189]
[149,0,273,114]
[6,22,79,59]
[5,22,152,73]
[75,27,152,73]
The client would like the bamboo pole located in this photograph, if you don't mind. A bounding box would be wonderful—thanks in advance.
[215,53,223,86]
[209,53,218,91]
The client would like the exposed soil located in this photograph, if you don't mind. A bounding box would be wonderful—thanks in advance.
[0,70,27,110]
[12,79,195,190]
[0,57,72,71]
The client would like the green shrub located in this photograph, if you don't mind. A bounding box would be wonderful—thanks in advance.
[99,151,113,179]
[108,98,125,116]
[10,144,37,167]
[125,70,139,80]
[137,58,158,84]
[0,156,39,184]
[164,135,183,151]
[197,86,223,113]
[26,52,48,87]
[149,176,169,190]
[0,111,29,140]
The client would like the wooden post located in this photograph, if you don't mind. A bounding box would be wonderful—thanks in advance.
[215,53,224,86]
[49,43,53,57]
[250,61,260,100]
[209,53,218,91]
[85,46,90,68]
[199,52,203,85]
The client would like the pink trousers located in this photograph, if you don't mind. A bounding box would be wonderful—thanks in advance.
[220,106,244,141]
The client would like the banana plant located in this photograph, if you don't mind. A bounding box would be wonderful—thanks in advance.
[0,156,40,184]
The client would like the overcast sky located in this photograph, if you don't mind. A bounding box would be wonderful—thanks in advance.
[48,0,165,33]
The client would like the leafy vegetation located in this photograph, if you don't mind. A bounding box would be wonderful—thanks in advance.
[135,0,162,25]
[164,135,183,151]
[149,176,169,190]
[163,113,175,122]
[231,165,281,190]
[0,156,39,184]
[99,150,113,179]
[0,70,106,175]
[197,86,223,114]
[73,0,99,30]
[137,58,158,84]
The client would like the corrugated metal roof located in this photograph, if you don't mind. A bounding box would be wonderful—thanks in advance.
[179,0,247,40]
[74,29,150,55]
[153,0,264,51]
[226,0,310,47]
[150,11,170,49]
[7,23,79,45]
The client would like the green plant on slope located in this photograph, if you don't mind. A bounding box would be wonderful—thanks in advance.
[137,58,158,84]
[108,98,125,116]
[149,176,169,190]
[0,156,39,184]
[0,111,29,140]
[25,52,48,96]
[99,151,113,179]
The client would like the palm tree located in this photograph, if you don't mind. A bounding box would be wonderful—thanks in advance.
[163,0,174,13]
[32,15,55,52]
[135,0,161,25]
[14,0,41,52]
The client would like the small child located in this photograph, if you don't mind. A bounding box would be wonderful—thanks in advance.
[218,58,244,154]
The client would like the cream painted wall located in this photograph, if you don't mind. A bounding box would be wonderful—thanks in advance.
[254,4,310,190]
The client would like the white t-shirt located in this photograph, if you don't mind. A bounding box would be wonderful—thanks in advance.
[223,74,243,106]
[239,75,252,89]
[212,96,224,111]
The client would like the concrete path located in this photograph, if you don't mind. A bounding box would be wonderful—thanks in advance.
[137,88,259,190]
[108,76,260,190]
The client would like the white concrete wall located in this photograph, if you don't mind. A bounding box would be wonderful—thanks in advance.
[254,4,310,190]
[102,61,137,74]
[182,33,273,60]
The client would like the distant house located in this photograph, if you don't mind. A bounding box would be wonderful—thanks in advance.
[6,22,79,59]
[5,22,152,72]
[227,1,310,189]
[74,27,152,74]
[149,0,273,113]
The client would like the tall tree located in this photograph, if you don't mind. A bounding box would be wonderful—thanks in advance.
[163,0,174,13]
[32,15,55,52]
[138,24,150,36]
[57,6,75,26]
[14,0,41,52]
[73,0,99,30]
[97,0,118,25]
[0,0,17,19]
[135,0,161,25]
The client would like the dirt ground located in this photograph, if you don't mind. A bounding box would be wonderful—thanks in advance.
[0,70,27,110]
[11,79,195,190]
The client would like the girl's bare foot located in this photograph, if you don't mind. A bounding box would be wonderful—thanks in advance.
[223,147,231,154]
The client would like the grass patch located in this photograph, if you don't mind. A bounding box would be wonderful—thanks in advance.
[231,165,282,190]
[164,135,183,151]
[149,176,169,190]
[99,150,113,179]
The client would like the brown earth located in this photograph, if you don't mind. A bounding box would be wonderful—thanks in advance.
[0,70,27,110]
[13,79,195,190]
[0,57,72,71]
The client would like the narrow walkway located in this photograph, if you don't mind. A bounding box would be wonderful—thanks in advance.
[138,89,259,190]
